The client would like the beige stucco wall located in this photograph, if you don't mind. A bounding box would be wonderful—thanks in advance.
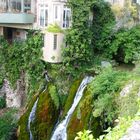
[0,26,3,35]
[13,29,27,40]
[43,32,64,63]
[105,0,125,7]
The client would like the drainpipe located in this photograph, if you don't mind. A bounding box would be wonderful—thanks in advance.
[21,0,24,12]
[7,0,11,12]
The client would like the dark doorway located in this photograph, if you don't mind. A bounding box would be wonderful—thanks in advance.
[3,27,13,43]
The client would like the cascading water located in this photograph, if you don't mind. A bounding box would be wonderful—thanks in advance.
[51,76,93,140]
[28,98,39,140]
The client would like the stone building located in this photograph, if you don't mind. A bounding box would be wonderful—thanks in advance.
[0,0,71,63]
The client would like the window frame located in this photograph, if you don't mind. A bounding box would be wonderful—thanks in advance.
[63,6,71,28]
[53,34,57,50]
[38,4,48,27]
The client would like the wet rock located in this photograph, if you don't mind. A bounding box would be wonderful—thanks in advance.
[18,85,59,140]
[120,81,135,97]
[120,121,140,140]
[3,79,22,108]
[101,61,111,68]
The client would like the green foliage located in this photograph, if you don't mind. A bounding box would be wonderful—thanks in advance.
[18,95,38,140]
[0,97,6,109]
[0,30,46,97]
[62,79,82,119]
[46,23,64,33]
[62,0,115,75]
[105,25,140,63]
[91,0,115,52]
[89,68,129,128]
[75,130,94,140]
[31,90,59,140]
[63,0,94,70]
[48,85,60,109]
[118,92,139,117]
[102,99,140,140]
[0,109,17,140]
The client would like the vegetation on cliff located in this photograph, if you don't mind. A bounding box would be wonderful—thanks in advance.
[18,84,59,140]
[0,31,46,99]
[0,0,140,140]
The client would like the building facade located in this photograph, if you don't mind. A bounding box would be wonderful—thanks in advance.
[105,0,140,7]
[0,0,71,63]
[104,0,125,7]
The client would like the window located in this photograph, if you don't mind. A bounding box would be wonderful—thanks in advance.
[63,6,71,28]
[39,4,48,27]
[55,6,58,19]
[53,35,57,50]
[24,0,31,12]
[11,0,21,12]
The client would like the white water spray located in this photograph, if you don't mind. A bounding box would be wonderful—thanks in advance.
[28,98,39,140]
[51,76,93,140]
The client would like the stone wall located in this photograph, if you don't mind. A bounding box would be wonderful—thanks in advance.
[0,72,26,108]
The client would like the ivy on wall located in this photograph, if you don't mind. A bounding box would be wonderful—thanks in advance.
[62,0,115,73]
[0,30,46,97]
[63,0,94,69]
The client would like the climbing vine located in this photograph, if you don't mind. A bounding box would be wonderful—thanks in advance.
[0,30,46,97]
[104,25,140,63]
[63,0,94,70]
[62,0,115,73]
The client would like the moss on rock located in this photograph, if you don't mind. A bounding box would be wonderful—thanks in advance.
[18,94,38,140]
[61,78,82,119]
[32,87,59,140]
[18,84,59,140]
[67,87,102,140]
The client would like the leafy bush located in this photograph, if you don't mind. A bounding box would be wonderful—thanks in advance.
[48,85,60,109]
[62,0,93,70]
[105,25,140,63]
[0,109,17,140]
[75,130,94,140]
[0,31,46,98]
[91,0,115,53]
[0,97,6,109]
[89,68,129,128]
[0,78,3,89]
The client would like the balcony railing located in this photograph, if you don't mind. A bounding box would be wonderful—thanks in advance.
[0,0,31,13]
[0,0,34,24]
[0,13,34,23]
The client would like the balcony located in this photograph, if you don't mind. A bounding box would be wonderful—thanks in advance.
[0,13,34,24]
[0,0,34,24]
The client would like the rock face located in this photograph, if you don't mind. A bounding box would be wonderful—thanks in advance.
[0,72,26,108]
[101,61,111,68]
[2,78,25,108]
[3,79,22,108]
[120,121,140,140]
[120,81,135,97]
[67,88,101,140]
[18,85,59,140]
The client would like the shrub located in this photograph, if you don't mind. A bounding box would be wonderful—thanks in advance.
[75,130,94,140]
[48,85,60,109]
[0,109,17,140]
[89,68,129,128]
[105,25,140,63]
[0,97,6,109]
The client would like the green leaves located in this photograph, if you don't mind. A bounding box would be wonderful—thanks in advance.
[89,68,129,128]
[48,85,60,109]
[0,31,45,95]
[106,25,140,63]
[75,130,94,140]
[0,109,17,140]
[63,0,94,71]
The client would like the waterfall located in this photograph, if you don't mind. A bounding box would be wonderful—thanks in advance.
[51,76,93,140]
[28,98,39,140]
